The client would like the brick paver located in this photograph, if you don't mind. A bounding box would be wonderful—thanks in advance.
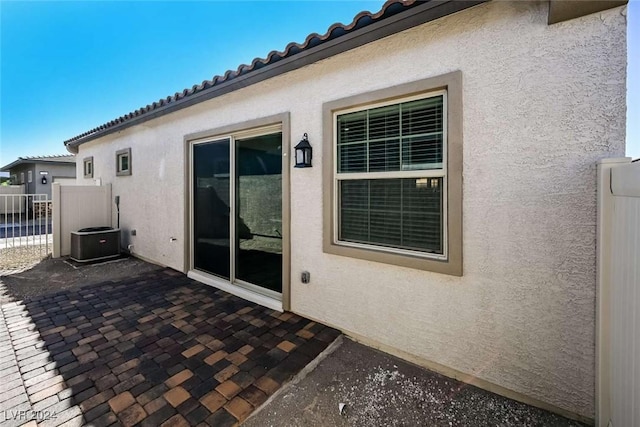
[0,269,339,425]
[224,396,253,422]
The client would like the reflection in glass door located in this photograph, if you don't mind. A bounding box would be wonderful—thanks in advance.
[235,134,282,293]
[193,140,231,279]
[192,131,282,297]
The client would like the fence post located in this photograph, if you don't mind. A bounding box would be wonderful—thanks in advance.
[52,183,61,258]
[596,157,631,427]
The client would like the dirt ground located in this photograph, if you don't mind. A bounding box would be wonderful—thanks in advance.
[245,337,587,427]
[0,255,163,300]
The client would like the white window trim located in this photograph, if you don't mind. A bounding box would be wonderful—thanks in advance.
[332,89,448,261]
[28,170,33,183]
[118,154,129,171]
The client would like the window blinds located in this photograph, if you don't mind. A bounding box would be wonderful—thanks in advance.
[336,94,445,255]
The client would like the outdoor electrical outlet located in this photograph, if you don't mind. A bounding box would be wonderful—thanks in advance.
[301,271,310,284]
[131,229,136,236]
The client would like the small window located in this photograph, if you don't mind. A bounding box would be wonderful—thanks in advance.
[28,170,33,183]
[20,172,25,184]
[116,148,131,176]
[83,157,93,178]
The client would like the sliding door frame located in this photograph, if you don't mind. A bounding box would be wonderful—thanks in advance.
[183,113,291,311]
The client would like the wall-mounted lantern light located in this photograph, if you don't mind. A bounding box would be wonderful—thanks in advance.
[294,133,312,168]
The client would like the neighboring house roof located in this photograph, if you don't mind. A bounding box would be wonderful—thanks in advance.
[0,155,76,172]
[64,0,485,150]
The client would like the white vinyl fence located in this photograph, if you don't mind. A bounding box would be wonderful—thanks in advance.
[597,158,640,427]
[52,183,112,257]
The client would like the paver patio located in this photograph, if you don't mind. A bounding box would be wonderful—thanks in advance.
[0,268,339,426]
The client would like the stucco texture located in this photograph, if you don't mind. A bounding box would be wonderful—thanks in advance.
[74,1,627,418]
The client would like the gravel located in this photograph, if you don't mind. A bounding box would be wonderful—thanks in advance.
[0,245,50,274]
[245,338,588,427]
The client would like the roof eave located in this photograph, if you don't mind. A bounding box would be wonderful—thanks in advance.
[0,160,21,172]
[548,0,628,24]
[65,0,486,149]
[0,158,76,172]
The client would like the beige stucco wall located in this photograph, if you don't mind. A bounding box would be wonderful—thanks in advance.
[74,1,627,418]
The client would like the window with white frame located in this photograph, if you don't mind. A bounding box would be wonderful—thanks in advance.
[28,170,33,183]
[83,157,93,178]
[323,72,462,276]
[20,172,25,184]
[116,148,131,176]
[335,92,446,256]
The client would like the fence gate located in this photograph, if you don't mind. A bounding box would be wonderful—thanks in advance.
[597,158,640,427]
[0,194,52,271]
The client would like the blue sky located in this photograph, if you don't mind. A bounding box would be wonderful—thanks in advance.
[0,1,638,169]
[0,1,385,168]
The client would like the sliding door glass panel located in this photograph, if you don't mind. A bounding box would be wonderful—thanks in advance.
[193,140,231,279]
[235,133,282,293]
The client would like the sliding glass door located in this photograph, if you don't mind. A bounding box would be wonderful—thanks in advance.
[235,134,282,293]
[192,131,283,296]
[193,139,231,279]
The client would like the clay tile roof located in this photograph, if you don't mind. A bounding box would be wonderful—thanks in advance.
[64,0,482,148]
